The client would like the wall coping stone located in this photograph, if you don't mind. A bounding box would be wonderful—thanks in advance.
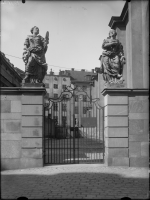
[0,87,46,95]
[101,88,149,96]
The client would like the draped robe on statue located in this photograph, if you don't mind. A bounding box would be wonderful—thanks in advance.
[100,38,125,83]
[23,34,48,82]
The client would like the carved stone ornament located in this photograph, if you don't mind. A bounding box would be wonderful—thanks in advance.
[22,26,49,85]
[96,29,126,87]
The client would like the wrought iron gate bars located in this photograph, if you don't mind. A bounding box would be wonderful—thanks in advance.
[44,84,104,165]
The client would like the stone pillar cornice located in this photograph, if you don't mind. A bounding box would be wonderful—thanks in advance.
[0,87,47,95]
[108,1,128,29]
[101,88,149,96]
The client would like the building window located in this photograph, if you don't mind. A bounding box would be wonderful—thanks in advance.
[63,78,66,81]
[83,107,87,114]
[83,95,87,102]
[75,106,78,114]
[62,103,67,111]
[53,103,58,111]
[62,85,66,90]
[54,77,58,81]
[54,93,58,99]
[54,84,58,89]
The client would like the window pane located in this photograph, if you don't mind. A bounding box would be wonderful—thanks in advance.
[54,84,58,89]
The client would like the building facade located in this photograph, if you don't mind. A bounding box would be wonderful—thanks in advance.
[43,68,96,128]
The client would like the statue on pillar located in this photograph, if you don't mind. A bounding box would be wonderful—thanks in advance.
[22,26,49,84]
[97,29,126,86]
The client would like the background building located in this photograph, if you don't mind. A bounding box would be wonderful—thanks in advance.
[0,51,23,87]
[43,68,96,128]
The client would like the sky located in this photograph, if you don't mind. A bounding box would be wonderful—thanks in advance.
[1,0,125,74]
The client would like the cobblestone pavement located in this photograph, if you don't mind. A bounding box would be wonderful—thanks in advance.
[1,164,149,199]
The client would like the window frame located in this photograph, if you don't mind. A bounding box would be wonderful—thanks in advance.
[54,84,58,89]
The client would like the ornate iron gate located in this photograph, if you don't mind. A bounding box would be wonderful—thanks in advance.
[44,85,104,164]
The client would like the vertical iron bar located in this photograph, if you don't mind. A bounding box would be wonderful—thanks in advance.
[58,102,61,164]
[102,107,105,162]
[96,105,97,163]
[63,100,65,163]
[93,103,95,163]
[43,107,46,166]
[51,107,53,164]
[48,111,50,164]
[99,106,101,163]
[86,101,87,163]
[52,103,56,164]
[66,99,68,164]
[73,92,75,163]
[70,98,71,164]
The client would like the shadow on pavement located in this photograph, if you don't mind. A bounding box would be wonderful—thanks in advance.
[1,170,149,199]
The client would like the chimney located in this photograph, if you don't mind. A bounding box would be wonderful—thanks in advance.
[91,69,95,73]
[81,69,85,72]
[49,69,54,75]
[71,68,74,71]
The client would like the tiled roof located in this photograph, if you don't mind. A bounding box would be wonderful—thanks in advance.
[0,51,23,80]
[0,51,15,69]
[65,70,95,82]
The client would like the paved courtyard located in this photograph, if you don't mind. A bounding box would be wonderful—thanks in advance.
[1,164,149,199]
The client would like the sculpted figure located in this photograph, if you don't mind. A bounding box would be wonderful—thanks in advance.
[22,26,49,83]
[99,29,125,84]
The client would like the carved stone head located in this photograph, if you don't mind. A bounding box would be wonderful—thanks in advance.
[109,29,117,38]
[30,26,39,35]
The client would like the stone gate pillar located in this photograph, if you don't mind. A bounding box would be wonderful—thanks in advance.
[102,88,149,167]
[21,87,46,169]
[1,87,46,170]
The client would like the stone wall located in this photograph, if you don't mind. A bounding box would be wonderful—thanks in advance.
[1,87,46,170]
[1,94,22,169]
[109,0,149,89]
[128,93,149,167]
